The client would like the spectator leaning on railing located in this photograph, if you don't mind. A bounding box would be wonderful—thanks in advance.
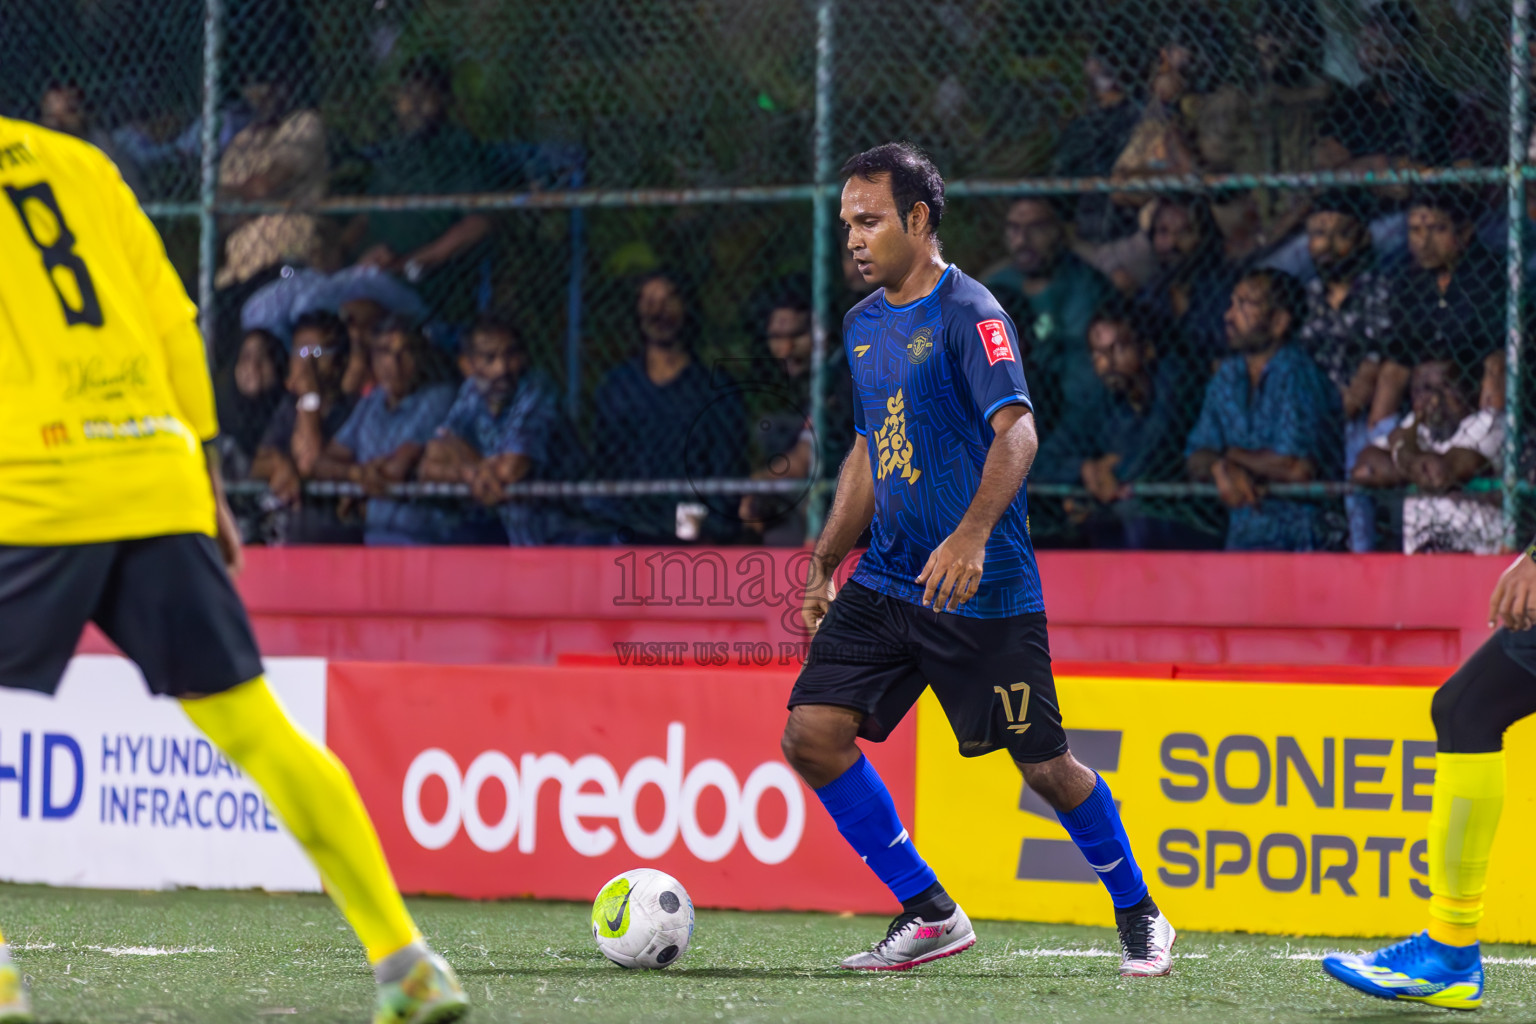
[250,311,361,544]
[1352,357,1506,555]
[419,315,583,546]
[1033,295,1210,550]
[313,317,456,545]
[1186,268,1342,551]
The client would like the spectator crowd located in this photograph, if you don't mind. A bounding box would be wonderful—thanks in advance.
[23,0,1527,553]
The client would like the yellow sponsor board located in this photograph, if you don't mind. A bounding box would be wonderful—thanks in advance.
[915,676,1536,942]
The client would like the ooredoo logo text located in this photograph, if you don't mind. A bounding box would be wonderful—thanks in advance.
[400,723,805,865]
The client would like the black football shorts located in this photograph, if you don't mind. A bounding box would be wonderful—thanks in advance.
[0,533,263,697]
[788,580,1069,762]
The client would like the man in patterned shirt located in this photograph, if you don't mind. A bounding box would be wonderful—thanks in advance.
[419,315,582,545]
[1187,268,1343,550]
[1297,191,1399,551]
[313,318,456,544]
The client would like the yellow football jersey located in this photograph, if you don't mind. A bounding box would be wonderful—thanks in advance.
[0,116,217,544]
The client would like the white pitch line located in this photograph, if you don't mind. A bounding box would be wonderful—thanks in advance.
[1011,948,1207,960]
[85,946,223,957]
[1275,951,1536,967]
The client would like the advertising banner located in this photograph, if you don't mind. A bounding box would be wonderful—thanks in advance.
[915,676,1536,943]
[0,656,324,892]
[326,662,917,913]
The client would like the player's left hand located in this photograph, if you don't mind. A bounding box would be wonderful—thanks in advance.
[1489,547,1536,631]
[917,527,986,613]
[214,500,245,579]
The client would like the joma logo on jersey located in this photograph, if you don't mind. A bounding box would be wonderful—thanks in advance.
[977,319,1014,365]
[39,421,69,448]
[874,388,921,485]
[905,328,933,364]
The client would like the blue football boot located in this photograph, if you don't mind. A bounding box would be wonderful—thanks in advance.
[1322,931,1482,1010]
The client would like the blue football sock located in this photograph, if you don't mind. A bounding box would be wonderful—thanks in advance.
[1057,775,1149,910]
[815,753,937,902]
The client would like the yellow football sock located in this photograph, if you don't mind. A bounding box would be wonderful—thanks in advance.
[1427,751,1505,947]
[182,676,420,963]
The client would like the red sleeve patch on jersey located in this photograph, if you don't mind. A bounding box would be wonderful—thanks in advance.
[977,319,1014,365]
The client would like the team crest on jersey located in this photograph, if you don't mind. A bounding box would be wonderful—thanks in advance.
[977,319,1014,365]
[905,328,933,364]
[873,388,921,485]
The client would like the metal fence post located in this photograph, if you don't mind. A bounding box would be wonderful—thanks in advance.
[807,0,836,542]
[566,167,587,421]
[197,0,223,355]
[1506,0,1529,547]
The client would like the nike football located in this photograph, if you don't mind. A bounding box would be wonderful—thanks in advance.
[591,868,695,969]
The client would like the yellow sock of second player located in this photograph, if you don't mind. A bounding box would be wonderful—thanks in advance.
[1427,751,1506,948]
[181,677,421,964]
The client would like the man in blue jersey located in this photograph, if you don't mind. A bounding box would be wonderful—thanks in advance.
[780,143,1173,976]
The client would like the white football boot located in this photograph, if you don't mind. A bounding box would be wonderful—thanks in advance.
[840,904,975,971]
[1117,908,1176,977]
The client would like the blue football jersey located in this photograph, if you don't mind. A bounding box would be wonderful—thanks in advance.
[843,265,1044,617]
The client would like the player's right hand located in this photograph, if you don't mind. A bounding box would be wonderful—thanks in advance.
[800,564,837,636]
[1489,547,1536,631]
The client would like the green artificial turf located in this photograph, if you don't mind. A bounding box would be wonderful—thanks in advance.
[1,883,1532,1022]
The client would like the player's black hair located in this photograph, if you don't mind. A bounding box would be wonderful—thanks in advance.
[466,312,525,352]
[1239,267,1306,329]
[1408,185,1485,227]
[292,310,348,358]
[840,142,945,235]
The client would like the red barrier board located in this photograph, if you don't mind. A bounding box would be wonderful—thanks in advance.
[326,662,916,913]
[77,549,1505,668]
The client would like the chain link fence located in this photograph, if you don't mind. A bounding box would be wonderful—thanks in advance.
[2,0,1529,552]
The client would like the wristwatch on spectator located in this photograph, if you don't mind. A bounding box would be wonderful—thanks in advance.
[297,392,321,413]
